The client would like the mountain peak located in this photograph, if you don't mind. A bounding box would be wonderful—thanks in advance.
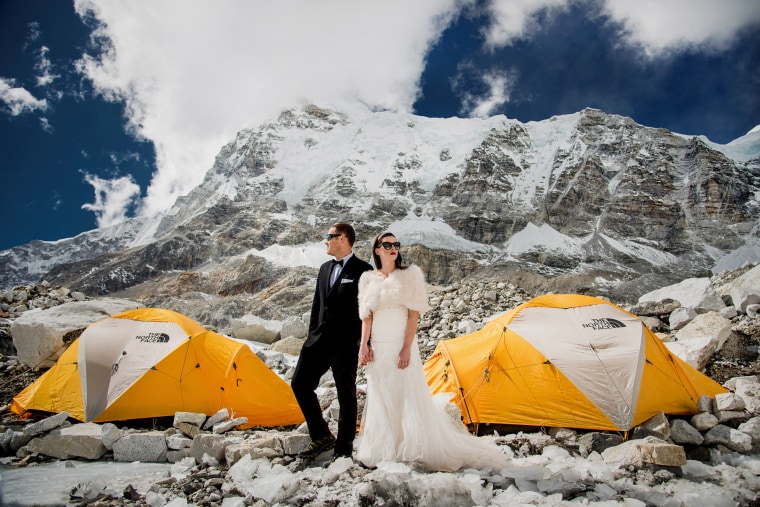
[2,107,759,309]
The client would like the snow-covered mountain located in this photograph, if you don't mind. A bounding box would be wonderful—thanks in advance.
[2,104,759,309]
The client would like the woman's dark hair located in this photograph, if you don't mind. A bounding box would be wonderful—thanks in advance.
[371,231,408,270]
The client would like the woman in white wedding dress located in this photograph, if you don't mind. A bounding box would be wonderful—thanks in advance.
[355,232,507,472]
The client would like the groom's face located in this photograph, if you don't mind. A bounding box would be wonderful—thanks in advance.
[326,227,343,258]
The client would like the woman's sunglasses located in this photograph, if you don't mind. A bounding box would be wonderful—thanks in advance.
[378,241,401,250]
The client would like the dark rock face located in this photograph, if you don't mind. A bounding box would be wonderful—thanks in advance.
[2,105,759,313]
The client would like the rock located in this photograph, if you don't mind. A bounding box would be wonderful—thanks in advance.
[601,437,686,467]
[22,411,69,437]
[225,436,283,465]
[640,317,663,333]
[112,431,168,462]
[669,307,697,331]
[231,323,279,344]
[635,412,670,441]
[577,432,624,457]
[703,424,753,453]
[720,306,738,319]
[720,264,760,294]
[177,421,202,438]
[0,429,12,454]
[202,408,229,430]
[213,417,248,434]
[638,278,725,312]
[696,395,714,413]
[734,377,760,415]
[10,298,142,367]
[101,423,124,451]
[166,434,193,450]
[715,392,746,411]
[729,286,760,314]
[279,431,312,455]
[10,430,32,452]
[280,315,307,339]
[189,433,228,465]
[737,417,760,444]
[628,299,682,317]
[26,423,107,460]
[714,410,748,424]
[668,312,734,369]
[690,412,719,431]
[174,411,207,428]
[269,336,304,356]
[670,419,704,446]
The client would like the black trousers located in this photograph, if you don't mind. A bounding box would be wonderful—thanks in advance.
[291,339,359,454]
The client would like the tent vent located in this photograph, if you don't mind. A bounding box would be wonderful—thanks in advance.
[543,360,551,365]
[151,366,157,370]
[233,362,237,370]
[195,363,200,368]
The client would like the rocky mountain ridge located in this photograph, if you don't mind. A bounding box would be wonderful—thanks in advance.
[1,105,759,320]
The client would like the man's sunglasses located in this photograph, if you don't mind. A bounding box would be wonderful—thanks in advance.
[325,233,343,241]
[379,241,401,250]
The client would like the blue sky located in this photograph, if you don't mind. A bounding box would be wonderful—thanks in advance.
[1,0,759,251]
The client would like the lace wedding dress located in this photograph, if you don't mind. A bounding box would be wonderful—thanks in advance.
[355,265,507,471]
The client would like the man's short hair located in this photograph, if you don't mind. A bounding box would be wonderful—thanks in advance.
[333,223,356,246]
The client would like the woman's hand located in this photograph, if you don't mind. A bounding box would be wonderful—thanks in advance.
[397,346,411,369]
[359,342,373,367]
[359,317,373,367]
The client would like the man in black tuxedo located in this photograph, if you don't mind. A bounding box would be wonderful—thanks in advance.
[292,222,373,460]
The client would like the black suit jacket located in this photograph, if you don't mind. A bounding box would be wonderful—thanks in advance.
[305,254,373,348]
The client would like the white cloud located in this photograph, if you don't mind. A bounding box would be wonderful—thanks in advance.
[483,0,760,56]
[482,0,569,49]
[601,0,760,55]
[0,77,48,116]
[460,69,515,118]
[24,21,41,49]
[72,0,470,221]
[81,173,141,228]
[34,46,59,87]
[40,117,54,133]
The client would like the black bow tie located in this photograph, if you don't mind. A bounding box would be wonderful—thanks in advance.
[332,259,344,266]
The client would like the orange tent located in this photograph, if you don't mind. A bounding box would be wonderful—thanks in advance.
[424,294,727,431]
[12,308,304,428]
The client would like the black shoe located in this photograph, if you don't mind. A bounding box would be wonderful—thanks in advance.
[298,435,336,459]
[332,449,352,460]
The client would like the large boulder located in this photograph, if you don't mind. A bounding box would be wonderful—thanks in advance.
[26,423,108,460]
[10,298,142,367]
[667,312,733,370]
[719,264,760,295]
[639,277,725,312]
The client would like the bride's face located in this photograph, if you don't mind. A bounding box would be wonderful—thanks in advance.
[375,235,399,267]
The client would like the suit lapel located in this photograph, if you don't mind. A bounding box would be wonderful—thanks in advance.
[327,256,353,295]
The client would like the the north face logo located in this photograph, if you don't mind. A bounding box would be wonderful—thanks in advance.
[582,318,626,330]
[135,332,170,343]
